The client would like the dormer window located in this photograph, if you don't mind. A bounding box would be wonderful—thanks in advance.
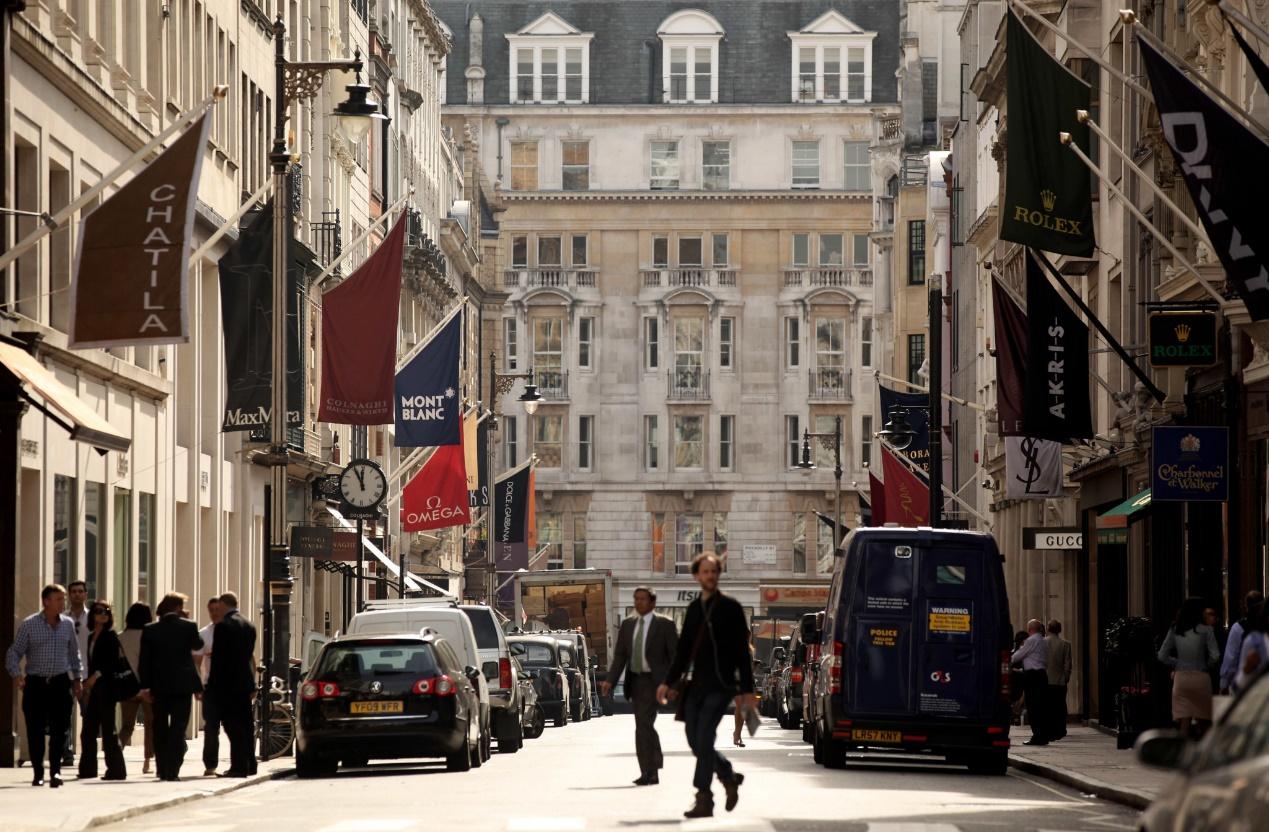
[658,10,724,103]
[788,10,876,104]
[508,12,593,104]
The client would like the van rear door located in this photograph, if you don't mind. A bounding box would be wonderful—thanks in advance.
[847,539,916,716]
[915,544,992,720]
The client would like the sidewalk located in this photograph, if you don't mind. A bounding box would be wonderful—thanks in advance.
[1008,724,1170,810]
[0,726,294,832]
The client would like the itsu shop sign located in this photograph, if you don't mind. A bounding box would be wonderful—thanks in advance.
[1152,426,1229,502]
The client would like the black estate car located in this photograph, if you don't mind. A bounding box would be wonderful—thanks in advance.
[508,635,571,728]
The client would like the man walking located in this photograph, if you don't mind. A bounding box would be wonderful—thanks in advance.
[1045,620,1072,741]
[194,596,225,775]
[602,587,677,786]
[1220,591,1264,694]
[657,554,755,819]
[139,593,204,781]
[1012,618,1050,746]
[64,580,89,768]
[208,592,258,777]
[4,584,83,787]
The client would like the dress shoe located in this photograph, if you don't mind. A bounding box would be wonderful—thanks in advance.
[204,768,218,777]
[102,773,127,781]
[218,770,249,778]
[632,773,659,786]
[49,775,63,788]
[31,775,44,787]
[1023,738,1048,746]
[721,772,744,812]
[683,791,714,819]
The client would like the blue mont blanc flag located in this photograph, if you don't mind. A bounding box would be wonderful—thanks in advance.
[395,307,462,447]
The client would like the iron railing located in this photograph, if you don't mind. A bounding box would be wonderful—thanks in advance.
[312,210,341,268]
[667,367,710,400]
[537,370,568,400]
[809,367,853,400]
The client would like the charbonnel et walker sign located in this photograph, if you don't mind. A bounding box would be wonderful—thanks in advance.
[1151,426,1228,502]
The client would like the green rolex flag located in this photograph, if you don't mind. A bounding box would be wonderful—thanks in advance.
[1001,10,1095,256]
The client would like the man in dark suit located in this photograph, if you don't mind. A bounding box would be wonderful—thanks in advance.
[139,592,203,781]
[207,591,257,777]
[602,586,677,786]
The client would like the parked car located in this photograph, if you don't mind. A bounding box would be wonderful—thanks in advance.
[801,612,824,744]
[508,635,571,727]
[458,603,523,753]
[761,642,789,718]
[557,640,587,722]
[776,623,809,730]
[346,600,492,762]
[295,632,483,776]
[1135,669,1269,831]
[513,657,546,740]
[809,527,1014,775]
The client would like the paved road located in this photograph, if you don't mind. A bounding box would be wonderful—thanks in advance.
[97,714,1140,832]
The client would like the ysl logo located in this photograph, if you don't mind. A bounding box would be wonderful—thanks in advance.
[1016,437,1045,494]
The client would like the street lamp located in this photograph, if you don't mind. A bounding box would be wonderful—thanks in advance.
[797,416,844,558]
[485,351,543,604]
[877,407,916,451]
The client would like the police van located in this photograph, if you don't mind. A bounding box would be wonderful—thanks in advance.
[808,527,1014,774]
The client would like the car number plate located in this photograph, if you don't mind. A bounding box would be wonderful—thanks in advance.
[350,700,403,715]
[853,729,901,743]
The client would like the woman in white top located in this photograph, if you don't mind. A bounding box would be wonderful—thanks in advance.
[117,602,154,774]
[1157,597,1220,738]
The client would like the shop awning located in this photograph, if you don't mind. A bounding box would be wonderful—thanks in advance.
[1096,489,1152,544]
[0,341,130,454]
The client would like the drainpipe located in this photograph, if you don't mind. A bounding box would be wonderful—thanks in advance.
[495,117,509,184]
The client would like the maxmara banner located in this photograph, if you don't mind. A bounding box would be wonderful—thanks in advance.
[1152,426,1228,502]
[395,306,463,448]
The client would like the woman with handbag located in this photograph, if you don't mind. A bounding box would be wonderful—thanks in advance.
[77,600,128,780]
[118,602,154,774]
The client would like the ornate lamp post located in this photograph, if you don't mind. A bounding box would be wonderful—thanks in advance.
[484,351,541,604]
[797,416,844,556]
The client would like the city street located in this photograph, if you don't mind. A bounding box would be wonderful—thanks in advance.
[95,716,1138,832]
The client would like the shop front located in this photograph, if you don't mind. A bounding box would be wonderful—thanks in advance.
[611,577,760,632]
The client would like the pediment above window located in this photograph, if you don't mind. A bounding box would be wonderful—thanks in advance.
[515,11,588,38]
[790,10,868,36]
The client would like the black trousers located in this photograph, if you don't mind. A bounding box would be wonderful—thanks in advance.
[202,689,223,771]
[78,685,126,778]
[221,691,256,775]
[1023,669,1050,742]
[682,685,735,793]
[626,673,663,776]
[22,675,73,777]
[152,694,193,780]
[1048,683,1068,739]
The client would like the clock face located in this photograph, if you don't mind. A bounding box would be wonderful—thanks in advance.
[340,460,387,509]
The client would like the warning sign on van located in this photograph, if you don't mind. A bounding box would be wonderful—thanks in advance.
[928,605,971,633]
[869,627,899,647]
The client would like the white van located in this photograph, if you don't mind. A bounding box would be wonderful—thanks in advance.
[346,601,492,762]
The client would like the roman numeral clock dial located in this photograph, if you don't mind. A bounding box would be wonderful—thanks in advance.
[339,459,387,511]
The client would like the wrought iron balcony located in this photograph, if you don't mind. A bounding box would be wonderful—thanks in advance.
[536,369,569,400]
[809,367,853,400]
[667,367,710,401]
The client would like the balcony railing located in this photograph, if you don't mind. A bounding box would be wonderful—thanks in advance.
[312,210,342,268]
[667,367,710,401]
[783,268,873,288]
[640,268,739,288]
[536,369,568,400]
[809,367,853,400]
[503,268,598,290]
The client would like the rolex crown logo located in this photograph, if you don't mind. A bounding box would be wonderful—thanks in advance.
[1040,189,1057,212]
[1175,323,1191,343]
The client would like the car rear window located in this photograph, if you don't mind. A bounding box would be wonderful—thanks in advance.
[511,642,553,666]
[315,642,438,679]
[461,608,502,649]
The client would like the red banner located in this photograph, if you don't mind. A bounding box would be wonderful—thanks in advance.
[869,472,887,525]
[318,215,406,424]
[401,443,470,532]
[882,448,929,526]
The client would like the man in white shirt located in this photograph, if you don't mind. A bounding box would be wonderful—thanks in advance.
[1011,618,1050,746]
[193,597,225,775]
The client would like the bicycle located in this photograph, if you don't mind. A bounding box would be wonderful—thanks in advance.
[255,675,296,760]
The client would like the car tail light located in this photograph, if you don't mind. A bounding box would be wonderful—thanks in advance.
[829,640,844,695]
[499,657,514,690]
[999,650,1011,701]
[791,668,804,685]
[302,681,340,701]
[413,675,456,697]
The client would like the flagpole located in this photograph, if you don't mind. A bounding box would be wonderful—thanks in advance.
[188,179,273,263]
[0,86,228,277]
[872,369,989,412]
[394,300,464,372]
[1058,132,1226,308]
[1121,10,1269,142]
[1006,1,1151,99]
[313,189,414,290]
[1217,0,1269,49]
[876,439,995,530]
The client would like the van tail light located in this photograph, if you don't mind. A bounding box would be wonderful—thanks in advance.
[829,640,844,695]
[414,675,456,697]
[791,668,804,685]
[999,650,1012,701]
[302,681,341,700]
[499,657,514,690]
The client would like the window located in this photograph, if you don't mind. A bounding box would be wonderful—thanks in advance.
[645,415,660,470]
[541,48,559,100]
[665,45,715,102]
[652,235,669,268]
[844,141,870,191]
[847,47,867,101]
[814,414,837,468]
[702,140,730,189]
[861,415,873,468]
[853,233,870,266]
[714,514,728,565]
[573,515,588,569]
[815,318,846,391]
[113,488,132,607]
[565,47,584,101]
[577,317,593,369]
[578,415,594,470]
[824,47,841,100]
[512,235,528,268]
[788,34,873,103]
[505,416,518,467]
[516,48,534,99]
[908,333,926,386]
[922,60,939,142]
[860,315,873,367]
[719,415,734,470]
[786,415,801,468]
[504,317,519,370]
[797,47,817,101]
[510,40,589,104]
[539,512,563,569]
[644,317,660,370]
[675,513,705,574]
[719,317,734,369]
[651,512,666,572]
[510,141,538,190]
[571,234,588,267]
[673,317,704,387]
[538,236,562,267]
[793,233,810,267]
[785,316,800,368]
[534,414,563,468]
[711,233,729,268]
[650,141,680,189]
[533,317,563,392]
[908,220,926,284]
[674,415,704,469]
[678,236,703,267]
[792,140,820,188]
[561,141,589,190]
[669,47,689,100]
[793,512,806,573]
[819,233,844,266]
[138,492,154,606]
[84,482,104,599]
[53,475,76,589]
[816,508,835,575]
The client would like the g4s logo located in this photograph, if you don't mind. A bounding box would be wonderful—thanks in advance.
[930,670,953,683]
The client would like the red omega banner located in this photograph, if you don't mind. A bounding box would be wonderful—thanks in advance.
[401,443,470,532]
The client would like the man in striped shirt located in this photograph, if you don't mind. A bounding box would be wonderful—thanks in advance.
[5,583,84,787]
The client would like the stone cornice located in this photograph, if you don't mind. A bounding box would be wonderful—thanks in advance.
[502,189,872,203]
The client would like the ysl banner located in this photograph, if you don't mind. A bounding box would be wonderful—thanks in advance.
[1005,436,1064,499]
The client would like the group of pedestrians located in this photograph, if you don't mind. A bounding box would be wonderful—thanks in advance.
[5,583,257,787]
[1011,618,1072,747]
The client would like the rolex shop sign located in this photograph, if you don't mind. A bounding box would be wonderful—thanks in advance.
[1149,312,1217,367]
[1152,426,1228,502]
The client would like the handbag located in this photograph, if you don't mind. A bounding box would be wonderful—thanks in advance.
[110,640,141,701]
[673,601,713,722]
